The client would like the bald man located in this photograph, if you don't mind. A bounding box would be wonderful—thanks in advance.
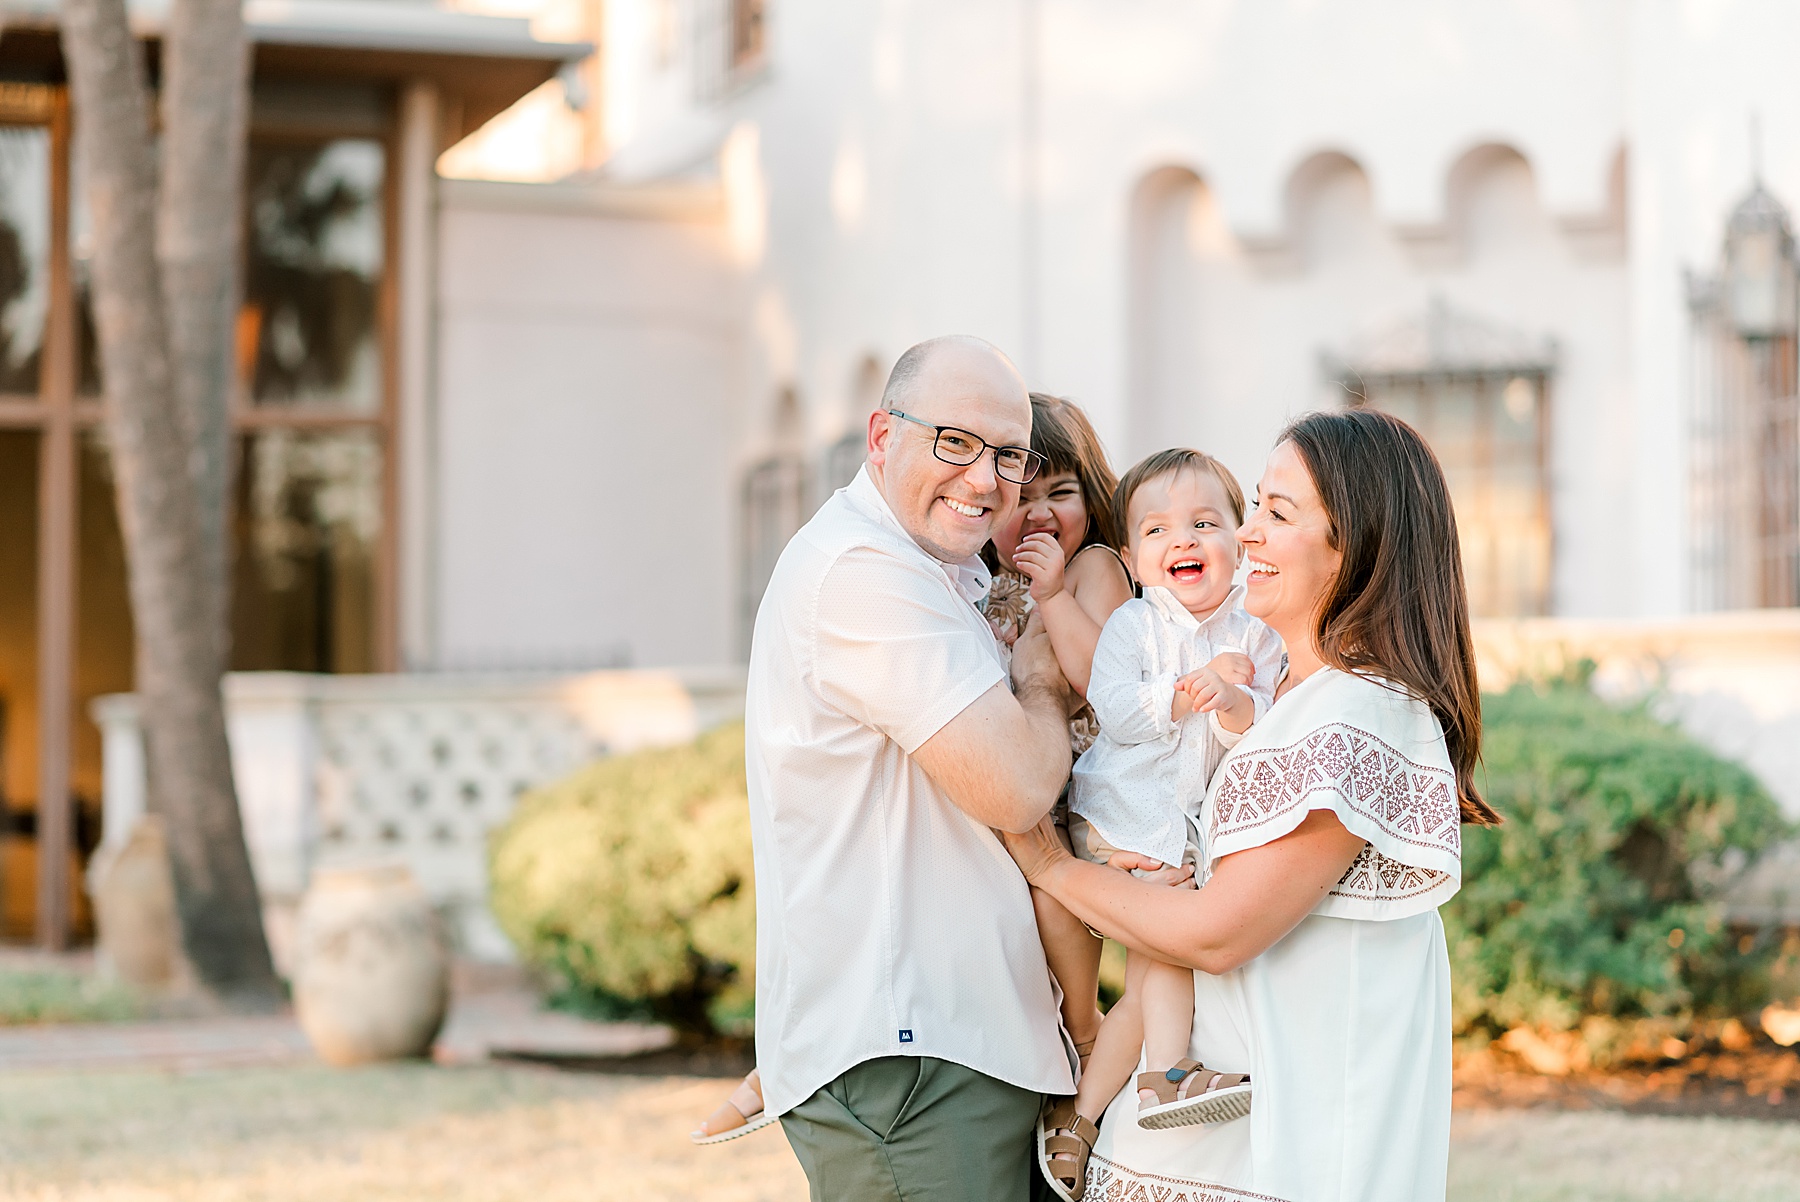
[744,337,1076,1201]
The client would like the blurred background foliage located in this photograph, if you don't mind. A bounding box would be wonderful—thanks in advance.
[492,676,1791,1045]
[488,721,754,1037]
[1447,673,1789,1062]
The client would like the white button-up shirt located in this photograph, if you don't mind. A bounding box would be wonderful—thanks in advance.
[746,466,1075,1117]
[1070,586,1286,868]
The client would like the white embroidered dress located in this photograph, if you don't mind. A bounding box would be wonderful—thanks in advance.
[1083,667,1462,1202]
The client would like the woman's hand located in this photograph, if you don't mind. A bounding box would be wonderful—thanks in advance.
[998,813,1072,885]
[1012,531,1068,603]
[1105,851,1197,889]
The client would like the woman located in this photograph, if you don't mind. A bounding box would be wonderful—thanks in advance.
[1005,409,1501,1201]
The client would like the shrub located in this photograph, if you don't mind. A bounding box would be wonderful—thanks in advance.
[488,721,754,1036]
[1447,676,1789,1050]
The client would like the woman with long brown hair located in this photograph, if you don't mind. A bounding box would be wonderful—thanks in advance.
[1004,408,1498,1201]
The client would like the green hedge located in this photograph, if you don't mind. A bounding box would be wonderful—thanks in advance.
[488,721,755,1035]
[1446,677,1789,1046]
[492,681,1789,1045]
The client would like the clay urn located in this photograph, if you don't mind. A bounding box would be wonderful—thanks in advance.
[293,862,449,1066]
[88,816,188,989]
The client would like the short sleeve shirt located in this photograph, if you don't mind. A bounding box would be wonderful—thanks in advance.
[745,467,1075,1117]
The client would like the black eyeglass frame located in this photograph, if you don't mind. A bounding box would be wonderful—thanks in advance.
[884,409,1046,485]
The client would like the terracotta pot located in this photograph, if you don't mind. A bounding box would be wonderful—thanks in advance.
[88,817,187,989]
[293,863,449,1066]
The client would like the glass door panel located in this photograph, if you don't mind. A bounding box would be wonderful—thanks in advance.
[243,138,386,412]
[231,428,381,673]
[75,431,132,831]
[0,430,40,939]
[0,125,50,397]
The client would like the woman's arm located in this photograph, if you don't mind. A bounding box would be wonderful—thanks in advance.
[1012,537,1133,698]
[1003,810,1366,974]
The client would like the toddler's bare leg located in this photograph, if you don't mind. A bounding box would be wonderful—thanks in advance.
[1137,955,1197,1104]
[1070,951,1147,1124]
[1032,885,1104,1051]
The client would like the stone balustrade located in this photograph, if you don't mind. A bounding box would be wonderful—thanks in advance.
[92,668,745,975]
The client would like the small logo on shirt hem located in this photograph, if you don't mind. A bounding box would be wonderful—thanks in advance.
[898,1029,914,1044]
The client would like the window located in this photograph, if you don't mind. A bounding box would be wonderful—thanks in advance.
[1689,183,1800,610]
[233,132,391,673]
[694,0,768,99]
[243,138,386,413]
[0,124,49,396]
[739,453,808,656]
[1328,299,1556,618]
[730,0,767,72]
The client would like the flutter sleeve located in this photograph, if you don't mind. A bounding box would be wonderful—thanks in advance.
[1204,669,1462,920]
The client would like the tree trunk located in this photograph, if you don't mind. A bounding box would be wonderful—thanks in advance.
[60,0,278,1003]
[159,0,247,647]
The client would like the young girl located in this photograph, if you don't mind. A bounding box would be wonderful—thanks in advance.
[1038,448,1285,1201]
[691,392,1134,1145]
[981,393,1136,1065]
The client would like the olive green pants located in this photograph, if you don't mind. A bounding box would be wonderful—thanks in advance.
[779,1055,1045,1202]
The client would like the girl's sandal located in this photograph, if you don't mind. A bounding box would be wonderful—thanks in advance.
[1135,1058,1252,1130]
[1037,1099,1100,1202]
[690,1070,778,1145]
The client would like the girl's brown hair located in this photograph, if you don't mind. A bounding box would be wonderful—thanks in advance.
[1112,448,1246,547]
[1027,393,1123,552]
[1279,408,1500,826]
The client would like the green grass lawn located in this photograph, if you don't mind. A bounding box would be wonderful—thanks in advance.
[1448,1108,1800,1202]
[0,1061,1794,1201]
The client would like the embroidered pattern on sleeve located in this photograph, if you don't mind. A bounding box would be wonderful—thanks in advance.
[1210,723,1460,856]
[1331,842,1454,903]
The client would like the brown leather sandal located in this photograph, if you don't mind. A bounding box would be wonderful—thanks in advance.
[1037,1099,1099,1202]
[1136,1058,1252,1130]
[1073,1035,1097,1080]
[690,1069,778,1145]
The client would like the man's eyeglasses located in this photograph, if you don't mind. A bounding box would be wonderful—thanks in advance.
[885,409,1045,485]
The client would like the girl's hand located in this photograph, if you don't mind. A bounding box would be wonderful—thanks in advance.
[998,814,1071,885]
[1012,531,1068,603]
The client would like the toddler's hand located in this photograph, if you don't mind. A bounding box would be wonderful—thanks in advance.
[1175,666,1246,716]
[1012,532,1068,603]
[1208,651,1254,687]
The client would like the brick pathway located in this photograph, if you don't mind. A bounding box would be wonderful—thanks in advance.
[0,955,673,1073]
[0,1013,313,1072]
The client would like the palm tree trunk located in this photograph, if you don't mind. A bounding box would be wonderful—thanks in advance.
[60,0,277,1002]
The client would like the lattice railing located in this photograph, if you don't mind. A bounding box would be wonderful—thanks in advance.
[94,668,745,970]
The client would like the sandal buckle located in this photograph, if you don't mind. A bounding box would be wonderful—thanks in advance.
[1164,1066,1188,1083]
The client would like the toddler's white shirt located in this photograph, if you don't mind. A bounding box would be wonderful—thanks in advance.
[1070,585,1285,868]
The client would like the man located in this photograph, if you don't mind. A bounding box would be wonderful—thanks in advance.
[745,335,1077,1201]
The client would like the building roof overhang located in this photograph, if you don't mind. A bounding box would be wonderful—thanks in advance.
[0,0,590,143]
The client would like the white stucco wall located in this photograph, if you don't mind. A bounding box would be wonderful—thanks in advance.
[588,0,1800,629]
[432,179,740,669]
